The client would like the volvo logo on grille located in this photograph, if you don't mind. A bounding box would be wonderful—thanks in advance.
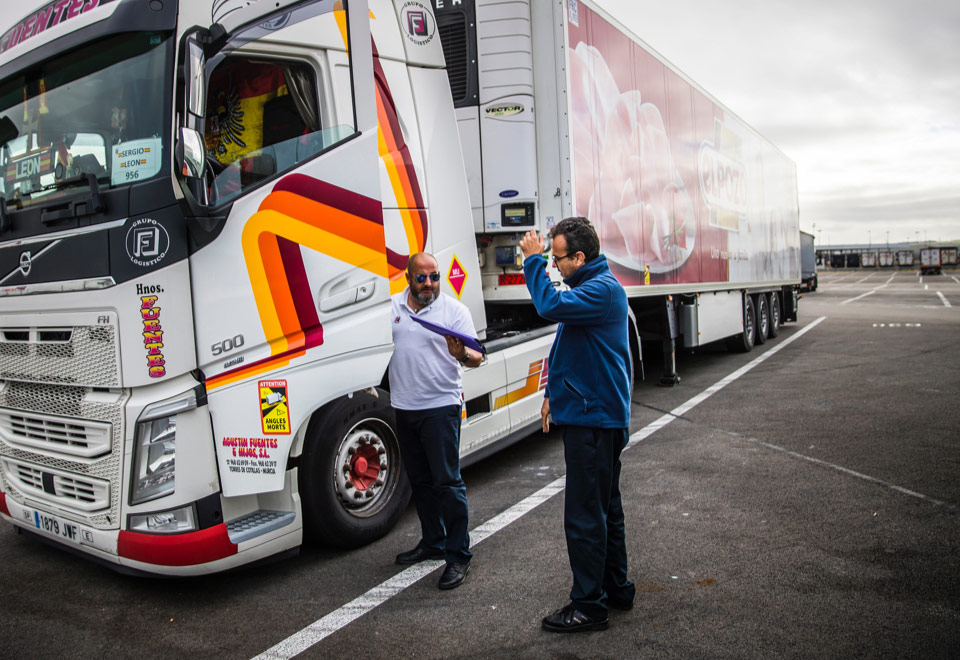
[18,250,32,276]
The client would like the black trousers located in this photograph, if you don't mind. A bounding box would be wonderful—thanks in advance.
[562,425,635,617]
[395,405,472,564]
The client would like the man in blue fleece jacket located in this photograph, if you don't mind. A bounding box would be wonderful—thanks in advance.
[519,216,636,633]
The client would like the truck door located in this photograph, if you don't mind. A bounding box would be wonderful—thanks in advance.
[178,0,389,496]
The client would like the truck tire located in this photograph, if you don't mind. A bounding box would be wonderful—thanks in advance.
[754,294,769,345]
[768,292,781,338]
[811,275,818,291]
[726,295,756,353]
[299,389,410,549]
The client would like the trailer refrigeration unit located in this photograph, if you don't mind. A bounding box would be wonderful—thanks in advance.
[0,0,799,575]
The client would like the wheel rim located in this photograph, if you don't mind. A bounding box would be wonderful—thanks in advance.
[332,418,400,518]
[745,302,755,343]
[771,297,780,327]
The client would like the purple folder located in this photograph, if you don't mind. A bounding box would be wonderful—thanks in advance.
[409,314,485,354]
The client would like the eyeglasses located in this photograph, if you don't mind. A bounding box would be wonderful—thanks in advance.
[414,272,441,283]
[551,252,578,265]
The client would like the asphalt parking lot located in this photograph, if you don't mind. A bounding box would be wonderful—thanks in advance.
[1,269,958,659]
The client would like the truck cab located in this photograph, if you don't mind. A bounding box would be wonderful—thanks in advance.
[0,0,547,575]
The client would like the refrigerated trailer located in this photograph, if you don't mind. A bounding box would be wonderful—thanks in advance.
[921,248,942,275]
[439,0,800,380]
[0,0,799,574]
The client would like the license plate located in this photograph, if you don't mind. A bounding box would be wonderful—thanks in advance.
[33,510,81,544]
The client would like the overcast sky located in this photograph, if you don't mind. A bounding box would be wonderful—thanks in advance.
[594,0,960,247]
[4,1,957,247]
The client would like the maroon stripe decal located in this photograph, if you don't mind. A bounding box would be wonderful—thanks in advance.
[373,56,428,245]
[270,173,382,225]
[277,236,323,348]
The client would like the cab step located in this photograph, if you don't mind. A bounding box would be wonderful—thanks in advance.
[226,510,295,544]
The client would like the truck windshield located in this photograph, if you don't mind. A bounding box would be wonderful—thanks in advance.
[0,31,171,210]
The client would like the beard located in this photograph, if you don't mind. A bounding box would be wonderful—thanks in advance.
[414,286,438,306]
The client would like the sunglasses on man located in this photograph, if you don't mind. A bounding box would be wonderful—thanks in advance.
[414,272,441,283]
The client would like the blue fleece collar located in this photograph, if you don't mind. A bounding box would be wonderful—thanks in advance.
[563,255,609,288]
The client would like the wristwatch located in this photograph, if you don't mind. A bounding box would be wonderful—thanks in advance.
[458,352,470,364]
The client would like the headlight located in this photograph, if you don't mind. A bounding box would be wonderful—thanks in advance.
[128,504,197,534]
[130,388,200,505]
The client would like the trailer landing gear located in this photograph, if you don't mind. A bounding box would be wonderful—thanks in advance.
[659,298,681,387]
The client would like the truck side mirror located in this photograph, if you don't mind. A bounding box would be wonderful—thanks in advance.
[178,127,205,178]
[186,35,206,118]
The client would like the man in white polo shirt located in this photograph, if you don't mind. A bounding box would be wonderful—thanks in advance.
[389,252,482,590]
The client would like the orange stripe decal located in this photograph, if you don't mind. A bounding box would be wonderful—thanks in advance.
[206,175,386,390]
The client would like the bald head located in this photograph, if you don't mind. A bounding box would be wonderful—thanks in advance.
[407,252,438,276]
[406,252,441,308]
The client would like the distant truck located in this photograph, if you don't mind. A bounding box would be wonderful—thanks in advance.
[942,248,959,268]
[920,248,942,275]
[800,231,817,290]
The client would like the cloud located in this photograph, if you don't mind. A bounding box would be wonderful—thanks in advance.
[595,0,960,245]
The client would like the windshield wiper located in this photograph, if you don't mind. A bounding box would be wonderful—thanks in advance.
[39,172,107,225]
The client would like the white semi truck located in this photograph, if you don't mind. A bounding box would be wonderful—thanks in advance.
[920,247,942,275]
[0,0,799,574]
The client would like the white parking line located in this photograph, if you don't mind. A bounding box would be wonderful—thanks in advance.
[937,292,952,307]
[853,273,874,284]
[252,317,826,660]
[952,276,959,284]
[746,437,957,511]
[840,289,878,304]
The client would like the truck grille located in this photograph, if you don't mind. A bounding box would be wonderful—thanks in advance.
[0,324,120,387]
[2,458,110,512]
[0,410,111,458]
[0,381,125,528]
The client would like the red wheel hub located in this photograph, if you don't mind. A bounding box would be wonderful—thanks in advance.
[348,444,380,490]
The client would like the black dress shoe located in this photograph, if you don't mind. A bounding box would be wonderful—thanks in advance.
[395,546,444,565]
[438,562,469,590]
[541,604,609,633]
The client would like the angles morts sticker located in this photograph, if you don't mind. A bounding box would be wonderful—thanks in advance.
[259,380,290,435]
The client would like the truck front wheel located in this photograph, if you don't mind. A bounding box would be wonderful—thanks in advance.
[299,390,410,549]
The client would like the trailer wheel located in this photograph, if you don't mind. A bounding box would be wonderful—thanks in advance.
[299,389,410,549]
[811,275,818,292]
[754,294,769,345]
[768,292,781,338]
[726,295,756,353]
